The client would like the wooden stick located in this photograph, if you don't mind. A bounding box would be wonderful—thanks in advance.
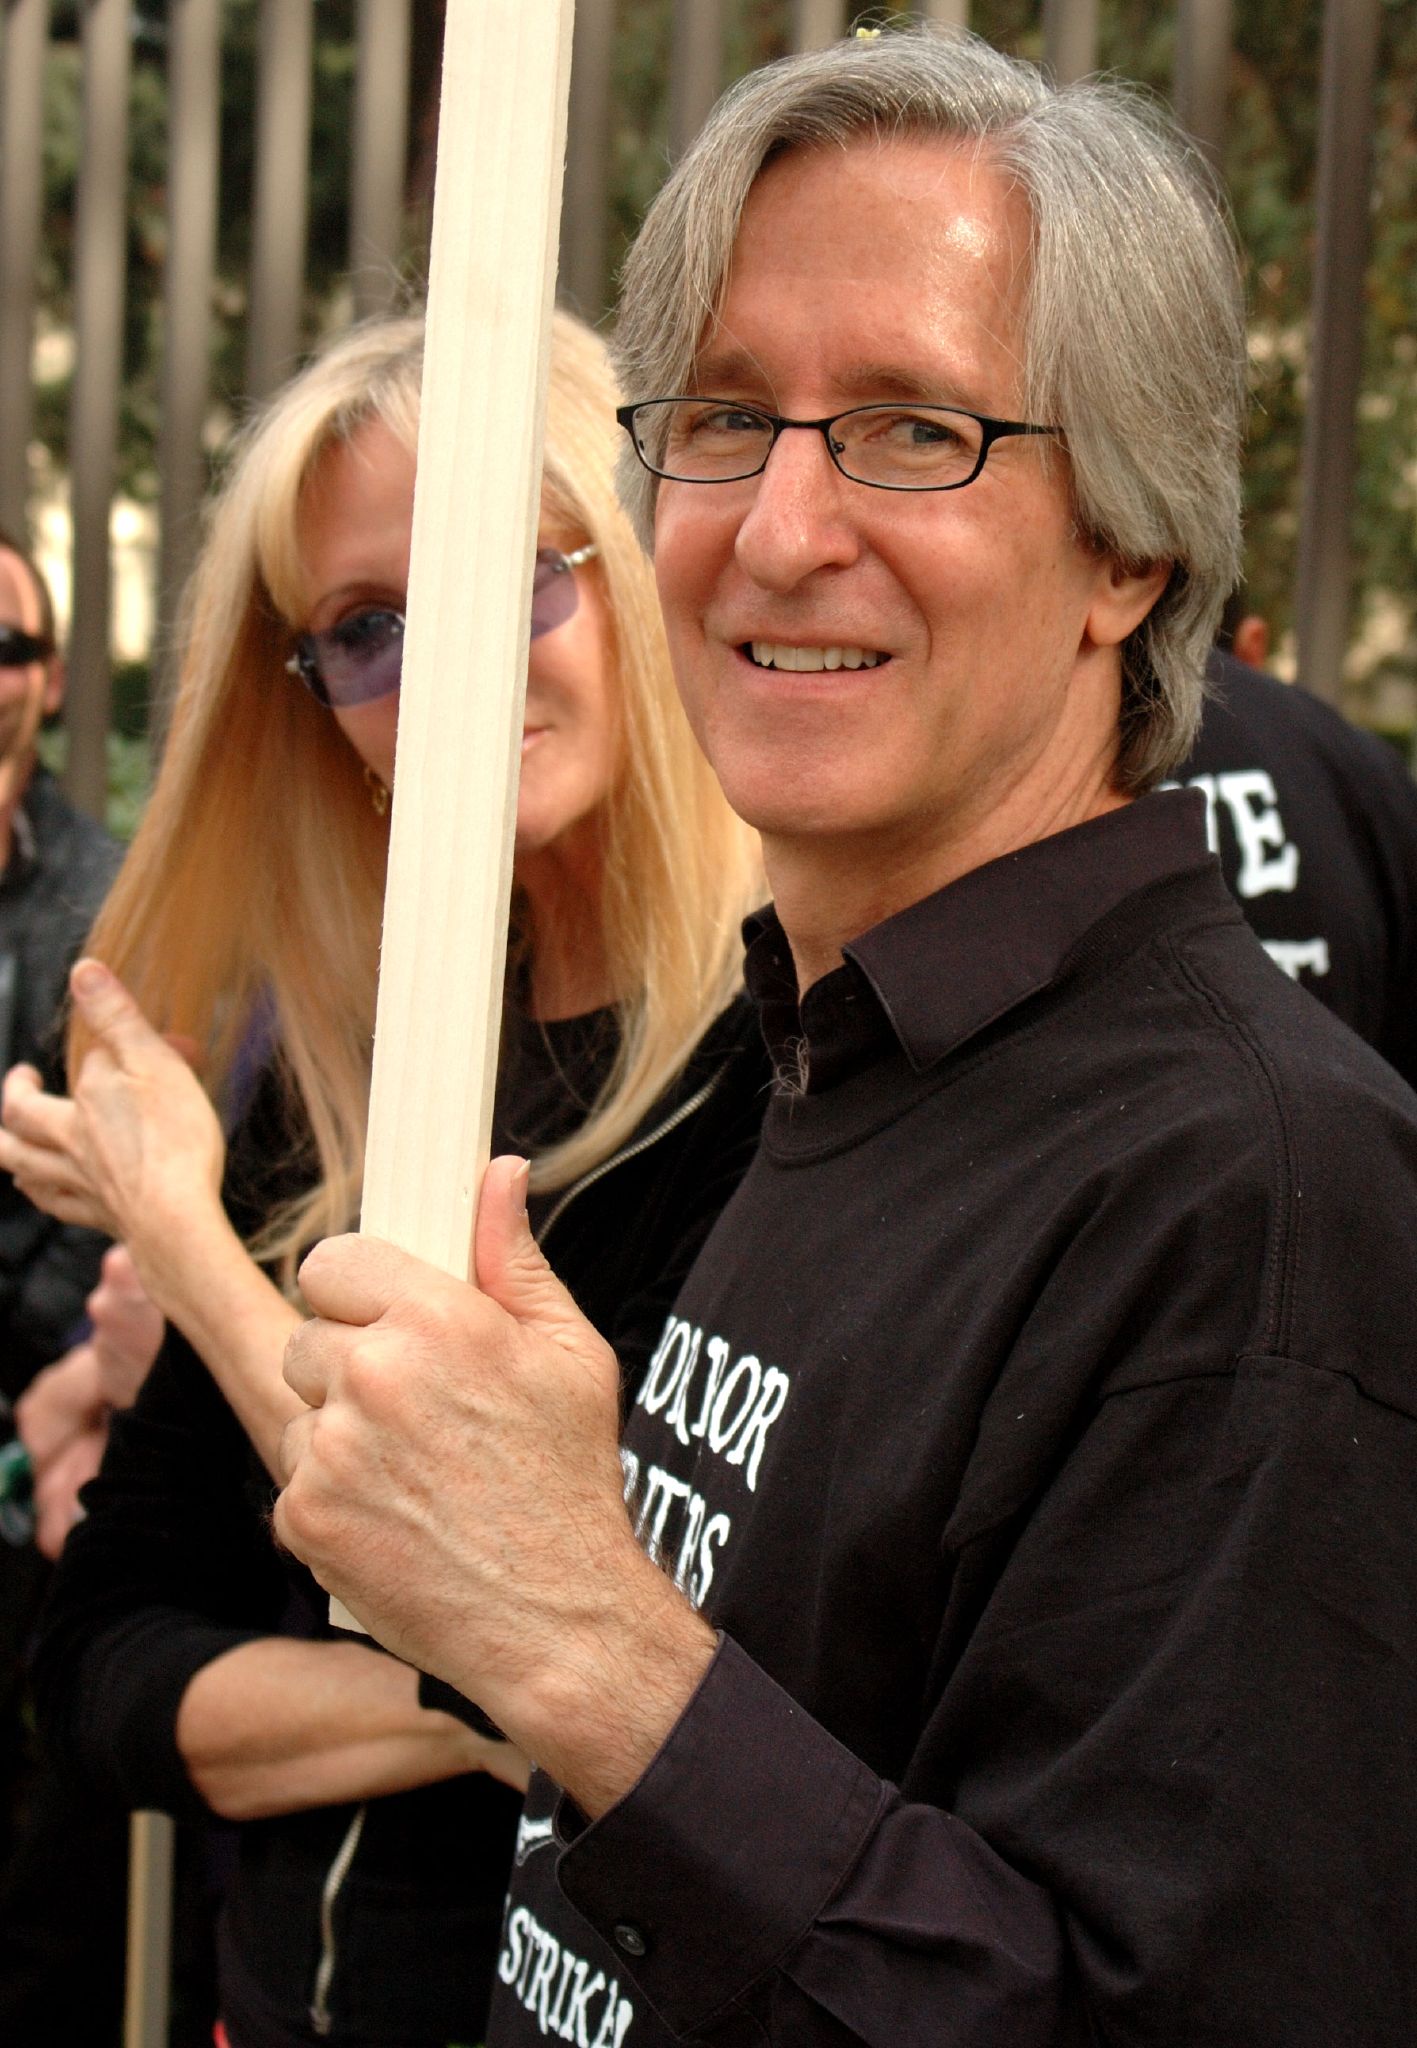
[123,1811,173,2048]
[332,0,574,1629]
[362,0,574,1274]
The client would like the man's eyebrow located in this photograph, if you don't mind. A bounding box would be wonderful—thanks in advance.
[688,346,772,395]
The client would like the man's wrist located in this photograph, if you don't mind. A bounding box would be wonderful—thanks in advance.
[474,1557,716,1819]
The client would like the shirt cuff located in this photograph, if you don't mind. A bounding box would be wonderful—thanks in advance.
[554,1632,886,2037]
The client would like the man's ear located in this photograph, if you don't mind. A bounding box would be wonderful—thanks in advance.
[1086,558,1172,652]
[41,654,65,721]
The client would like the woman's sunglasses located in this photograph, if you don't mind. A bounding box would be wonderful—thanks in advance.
[0,623,54,669]
[286,542,598,710]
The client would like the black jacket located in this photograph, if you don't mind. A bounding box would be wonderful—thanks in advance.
[1175,652,1417,1086]
[34,994,770,2048]
[0,768,119,1398]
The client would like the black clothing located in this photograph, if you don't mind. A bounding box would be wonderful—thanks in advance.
[494,791,1417,2048]
[1176,652,1417,1085]
[0,767,122,2048]
[35,997,771,2048]
[0,766,119,1398]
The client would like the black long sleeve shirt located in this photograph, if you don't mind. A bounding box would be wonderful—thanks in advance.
[492,790,1417,2048]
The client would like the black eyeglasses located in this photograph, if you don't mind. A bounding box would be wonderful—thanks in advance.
[0,623,54,669]
[616,398,1057,494]
[286,542,598,709]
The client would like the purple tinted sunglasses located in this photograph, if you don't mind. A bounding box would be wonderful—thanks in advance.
[286,541,598,709]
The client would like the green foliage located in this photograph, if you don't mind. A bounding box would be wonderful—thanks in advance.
[35,725,150,842]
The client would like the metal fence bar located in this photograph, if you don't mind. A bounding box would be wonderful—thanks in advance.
[246,0,312,400]
[1173,0,1232,171]
[64,0,131,820]
[1294,0,1381,706]
[918,0,970,29]
[123,1810,174,2048]
[0,0,48,538]
[792,0,846,51]
[668,0,724,163]
[559,0,614,317]
[1043,0,1098,85]
[155,0,220,718]
[350,0,411,318]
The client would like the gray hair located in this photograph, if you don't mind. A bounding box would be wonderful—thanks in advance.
[612,25,1247,791]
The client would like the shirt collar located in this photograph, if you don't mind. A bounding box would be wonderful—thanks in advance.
[744,788,1214,1087]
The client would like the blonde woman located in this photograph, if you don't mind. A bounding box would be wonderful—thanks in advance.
[3,311,767,2048]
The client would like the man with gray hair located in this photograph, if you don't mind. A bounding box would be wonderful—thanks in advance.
[276,28,1417,2045]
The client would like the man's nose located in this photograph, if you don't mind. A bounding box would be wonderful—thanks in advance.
[732,426,862,592]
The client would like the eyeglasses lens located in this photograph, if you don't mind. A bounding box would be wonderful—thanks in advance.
[0,624,52,670]
[296,609,405,708]
[530,547,583,642]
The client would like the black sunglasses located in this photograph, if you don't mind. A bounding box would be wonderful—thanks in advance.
[0,623,54,669]
[286,543,598,710]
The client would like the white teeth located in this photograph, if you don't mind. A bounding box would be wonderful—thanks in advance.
[749,642,884,672]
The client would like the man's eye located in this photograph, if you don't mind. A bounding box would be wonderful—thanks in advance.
[686,406,769,438]
[329,607,403,653]
[869,409,966,449]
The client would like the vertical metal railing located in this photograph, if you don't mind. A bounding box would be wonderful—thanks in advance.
[792,0,846,50]
[919,0,971,28]
[155,0,220,718]
[245,0,313,400]
[350,0,412,318]
[669,0,724,161]
[1043,0,1099,84]
[0,0,48,539]
[64,0,131,820]
[1173,0,1232,171]
[1294,0,1381,707]
[559,0,615,319]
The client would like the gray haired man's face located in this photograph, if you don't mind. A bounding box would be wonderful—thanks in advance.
[650,137,1167,900]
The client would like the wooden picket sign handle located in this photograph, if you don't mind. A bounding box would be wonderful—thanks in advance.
[331,0,575,1631]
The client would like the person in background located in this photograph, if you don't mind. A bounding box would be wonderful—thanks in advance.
[0,526,125,2045]
[6,308,769,2048]
[1173,587,1417,1085]
[0,527,118,1409]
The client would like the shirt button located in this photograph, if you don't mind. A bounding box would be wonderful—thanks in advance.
[613,1922,648,1958]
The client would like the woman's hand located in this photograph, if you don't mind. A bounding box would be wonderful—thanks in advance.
[15,1342,109,1560]
[0,960,227,1280]
[15,1341,104,1468]
[87,1245,166,1409]
[30,1425,106,1560]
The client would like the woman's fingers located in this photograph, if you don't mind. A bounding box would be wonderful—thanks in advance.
[1,1063,76,1150]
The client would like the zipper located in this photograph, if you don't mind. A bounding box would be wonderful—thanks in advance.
[309,1803,367,2038]
[534,1065,727,1244]
[303,1065,728,2033]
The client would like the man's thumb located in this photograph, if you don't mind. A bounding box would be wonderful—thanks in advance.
[474,1155,584,1347]
[70,959,162,1064]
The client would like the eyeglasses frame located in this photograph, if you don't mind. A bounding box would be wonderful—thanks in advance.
[615,397,1058,494]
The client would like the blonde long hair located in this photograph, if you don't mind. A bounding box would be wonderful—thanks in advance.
[76,310,762,1279]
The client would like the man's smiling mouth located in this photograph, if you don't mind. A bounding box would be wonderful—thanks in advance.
[744,642,891,672]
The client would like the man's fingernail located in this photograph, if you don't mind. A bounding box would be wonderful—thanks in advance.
[72,960,107,997]
[511,1159,530,1217]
